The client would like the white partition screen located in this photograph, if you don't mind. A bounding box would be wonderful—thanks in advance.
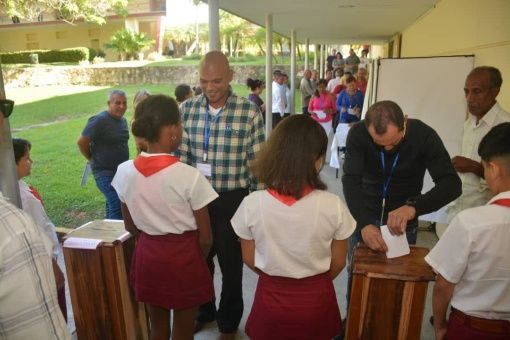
[374,56,474,223]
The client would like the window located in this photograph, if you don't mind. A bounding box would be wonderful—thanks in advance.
[26,33,37,42]
[88,29,100,38]
[56,31,67,39]
[27,42,39,50]
[90,39,100,49]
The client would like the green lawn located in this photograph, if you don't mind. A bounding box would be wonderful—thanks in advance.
[11,84,301,228]
[146,55,306,67]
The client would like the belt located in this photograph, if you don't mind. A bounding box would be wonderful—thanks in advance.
[451,308,510,333]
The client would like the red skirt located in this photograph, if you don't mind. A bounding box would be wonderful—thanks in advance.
[130,231,214,310]
[246,272,341,340]
[446,308,510,340]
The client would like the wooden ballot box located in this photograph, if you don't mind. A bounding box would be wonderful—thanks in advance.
[63,220,148,340]
[346,245,435,340]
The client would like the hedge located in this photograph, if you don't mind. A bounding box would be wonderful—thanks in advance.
[0,47,89,64]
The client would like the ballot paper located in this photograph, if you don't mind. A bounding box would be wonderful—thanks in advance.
[380,225,410,259]
[314,110,326,119]
[80,162,91,187]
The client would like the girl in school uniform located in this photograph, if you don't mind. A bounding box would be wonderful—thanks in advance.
[112,94,218,340]
[231,114,355,340]
[308,78,337,136]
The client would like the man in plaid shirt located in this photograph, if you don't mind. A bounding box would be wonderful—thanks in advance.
[179,51,265,339]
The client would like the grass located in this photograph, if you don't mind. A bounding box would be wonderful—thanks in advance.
[11,83,302,228]
[146,55,307,67]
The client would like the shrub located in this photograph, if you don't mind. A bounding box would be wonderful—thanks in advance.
[0,47,89,64]
[88,48,106,62]
[182,53,202,60]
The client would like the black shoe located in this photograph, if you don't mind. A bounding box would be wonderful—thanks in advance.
[429,315,434,326]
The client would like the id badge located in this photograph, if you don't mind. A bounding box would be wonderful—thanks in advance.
[197,162,212,178]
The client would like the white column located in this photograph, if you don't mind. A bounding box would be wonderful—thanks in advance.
[0,65,21,207]
[208,0,220,51]
[265,14,273,137]
[319,44,324,78]
[290,29,296,115]
[304,38,309,70]
[313,44,318,70]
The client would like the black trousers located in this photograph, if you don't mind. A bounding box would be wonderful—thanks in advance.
[272,112,290,129]
[197,188,249,333]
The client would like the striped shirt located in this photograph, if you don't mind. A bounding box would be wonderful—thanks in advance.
[179,93,265,193]
[0,193,70,340]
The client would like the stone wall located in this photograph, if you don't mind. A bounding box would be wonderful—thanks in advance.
[2,64,300,88]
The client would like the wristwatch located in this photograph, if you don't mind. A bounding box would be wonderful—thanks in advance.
[405,198,417,207]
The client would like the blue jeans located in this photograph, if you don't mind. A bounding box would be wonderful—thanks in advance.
[95,175,122,220]
[346,220,418,306]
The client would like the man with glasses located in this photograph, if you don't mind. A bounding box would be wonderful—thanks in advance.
[447,66,510,221]
[341,100,461,305]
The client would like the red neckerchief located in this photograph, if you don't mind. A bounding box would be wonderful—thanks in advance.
[267,187,314,206]
[134,154,179,177]
[29,185,44,206]
[491,198,510,208]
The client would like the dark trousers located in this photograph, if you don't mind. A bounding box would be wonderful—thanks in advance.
[272,112,290,129]
[346,219,418,307]
[446,308,510,339]
[197,188,249,333]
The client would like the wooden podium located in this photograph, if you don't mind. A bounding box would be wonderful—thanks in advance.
[346,245,435,340]
[63,220,148,340]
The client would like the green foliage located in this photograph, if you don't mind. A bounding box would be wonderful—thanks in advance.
[104,29,154,60]
[0,47,89,64]
[0,0,128,25]
[88,48,106,62]
[228,53,257,63]
[182,53,202,60]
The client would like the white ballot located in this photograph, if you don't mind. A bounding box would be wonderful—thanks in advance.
[80,162,91,187]
[380,225,410,259]
[315,110,326,120]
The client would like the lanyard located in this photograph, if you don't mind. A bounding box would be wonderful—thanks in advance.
[379,150,400,225]
[491,199,510,207]
[203,104,224,162]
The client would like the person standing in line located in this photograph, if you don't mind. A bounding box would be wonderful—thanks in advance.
[178,51,265,340]
[337,75,364,124]
[77,90,129,220]
[12,137,68,322]
[232,114,355,340]
[112,95,218,340]
[342,100,461,306]
[271,70,287,128]
[282,73,292,116]
[0,110,70,340]
[447,66,510,221]
[300,69,316,115]
[426,122,510,340]
[246,77,266,121]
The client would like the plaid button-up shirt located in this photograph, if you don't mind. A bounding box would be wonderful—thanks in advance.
[0,193,70,339]
[179,93,265,193]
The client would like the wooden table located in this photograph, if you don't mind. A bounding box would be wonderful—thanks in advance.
[346,245,435,340]
[63,220,148,340]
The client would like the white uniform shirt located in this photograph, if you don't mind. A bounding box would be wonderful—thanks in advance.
[448,102,510,221]
[425,191,510,320]
[231,190,355,279]
[18,180,60,258]
[112,154,218,235]
[271,81,286,116]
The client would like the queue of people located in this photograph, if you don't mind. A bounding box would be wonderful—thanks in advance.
[1,56,509,340]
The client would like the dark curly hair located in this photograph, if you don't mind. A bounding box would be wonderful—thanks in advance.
[246,78,263,91]
[12,138,31,164]
[132,95,180,143]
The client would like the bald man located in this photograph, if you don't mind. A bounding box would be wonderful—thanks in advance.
[178,51,265,339]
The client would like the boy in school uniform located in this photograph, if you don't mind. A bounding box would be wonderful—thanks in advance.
[425,122,510,340]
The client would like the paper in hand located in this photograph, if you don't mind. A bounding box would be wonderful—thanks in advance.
[380,225,410,259]
[315,110,326,119]
[80,162,91,187]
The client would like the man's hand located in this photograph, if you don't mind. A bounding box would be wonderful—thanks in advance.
[434,324,447,340]
[387,205,416,236]
[361,225,388,252]
[451,156,483,177]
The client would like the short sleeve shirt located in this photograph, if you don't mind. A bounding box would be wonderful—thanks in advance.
[81,110,129,178]
[231,190,355,278]
[112,154,218,235]
[425,191,510,320]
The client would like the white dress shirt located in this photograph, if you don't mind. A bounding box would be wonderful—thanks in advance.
[271,81,286,116]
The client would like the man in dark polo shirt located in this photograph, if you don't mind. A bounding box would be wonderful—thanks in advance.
[77,90,129,220]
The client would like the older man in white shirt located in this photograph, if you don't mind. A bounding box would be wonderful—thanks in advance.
[447,66,510,221]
